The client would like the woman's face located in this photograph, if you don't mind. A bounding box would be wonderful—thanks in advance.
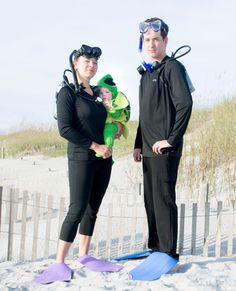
[74,55,98,80]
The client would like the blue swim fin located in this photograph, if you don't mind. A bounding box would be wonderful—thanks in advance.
[129,251,178,281]
[112,250,152,261]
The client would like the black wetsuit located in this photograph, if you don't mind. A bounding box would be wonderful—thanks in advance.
[57,85,112,242]
[135,56,193,259]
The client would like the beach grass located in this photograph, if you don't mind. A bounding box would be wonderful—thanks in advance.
[1,98,235,181]
[178,97,236,197]
[0,121,139,158]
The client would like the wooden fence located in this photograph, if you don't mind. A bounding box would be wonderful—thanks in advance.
[0,185,235,262]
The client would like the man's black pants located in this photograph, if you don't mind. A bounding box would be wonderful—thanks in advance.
[143,155,180,259]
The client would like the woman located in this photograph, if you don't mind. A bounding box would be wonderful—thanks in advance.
[34,44,123,284]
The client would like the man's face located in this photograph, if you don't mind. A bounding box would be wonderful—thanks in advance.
[142,29,168,62]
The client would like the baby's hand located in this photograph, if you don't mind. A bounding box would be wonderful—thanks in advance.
[103,99,113,110]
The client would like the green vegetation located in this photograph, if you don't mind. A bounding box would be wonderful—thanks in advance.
[179,97,236,198]
[0,121,139,158]
[1,98,236,195]
[0,125,66,158]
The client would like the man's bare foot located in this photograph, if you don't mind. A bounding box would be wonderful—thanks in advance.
[168,264,180,273]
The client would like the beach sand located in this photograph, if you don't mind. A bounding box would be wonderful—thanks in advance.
[0,155,236,290]
[0,255,236,290]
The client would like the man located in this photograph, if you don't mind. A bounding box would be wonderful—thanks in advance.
[133,17,193,261]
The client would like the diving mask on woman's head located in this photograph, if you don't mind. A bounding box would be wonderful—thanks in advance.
[75,44,102,59]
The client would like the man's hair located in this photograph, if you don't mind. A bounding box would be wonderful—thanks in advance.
[144,17,169,39]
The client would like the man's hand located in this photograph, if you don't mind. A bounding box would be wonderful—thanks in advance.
[133,148,142,162]
[152,140,172,154]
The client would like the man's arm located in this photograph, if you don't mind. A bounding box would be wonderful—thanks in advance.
[166,61,193,146]
[133,121,142,162]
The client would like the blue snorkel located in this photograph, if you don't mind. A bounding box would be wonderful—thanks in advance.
[138,35,155,73]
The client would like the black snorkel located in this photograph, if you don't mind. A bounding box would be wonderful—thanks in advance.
[68,50,85,94]
[171,45,191,60]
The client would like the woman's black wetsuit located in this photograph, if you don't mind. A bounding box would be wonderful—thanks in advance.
[56,85,112,242]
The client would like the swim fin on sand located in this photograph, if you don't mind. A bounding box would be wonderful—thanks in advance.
[129,251,178,281]
[112,250,152,261]
[78,255,123,272]
[33,262,72,284]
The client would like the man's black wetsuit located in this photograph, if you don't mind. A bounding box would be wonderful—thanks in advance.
[135,56,193,259]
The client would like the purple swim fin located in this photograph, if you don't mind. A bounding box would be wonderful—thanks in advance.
[78,255,123,272]
[33,262,72,284]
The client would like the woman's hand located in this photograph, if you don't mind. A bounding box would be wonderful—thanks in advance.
[90,142,112,158]
[152,140,172,154]
[115,122,123,139]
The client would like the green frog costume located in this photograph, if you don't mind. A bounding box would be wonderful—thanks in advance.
[97,74,130,155]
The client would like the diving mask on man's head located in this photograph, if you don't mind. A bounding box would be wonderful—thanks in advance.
[139,18,169,36]
[75,44,102,59]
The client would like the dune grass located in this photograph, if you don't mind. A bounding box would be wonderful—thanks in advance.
[0,124,66,158]
[178,97,236,198]
[1,98,235,194]
[0,121,139,158]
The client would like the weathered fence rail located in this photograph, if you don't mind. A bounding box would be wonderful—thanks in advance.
[0,185,235,262]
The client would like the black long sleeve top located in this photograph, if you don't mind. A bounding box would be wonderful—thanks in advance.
[134,56,193,157]
[56,85,107,160]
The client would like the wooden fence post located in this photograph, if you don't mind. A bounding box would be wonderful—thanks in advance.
[138,183,142,196]
[131,205,137,252]
[178,203,185,255]
[215,201,222,257]
[106,203,113,258]
[191,203,198,255]
[5,186,11,223]
[58,197,65,238]
[32,193,40,261]
[118,204,125,256]
[13,188,19,222]
[19,191,28,261]
[203,202,210,256]
[7,188,15,261]
[227,200,235,256]
[44,195,53,259]
[206,183,209,203]
[0,186,2,236]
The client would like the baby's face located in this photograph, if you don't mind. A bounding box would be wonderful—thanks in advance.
[99,87,112,100]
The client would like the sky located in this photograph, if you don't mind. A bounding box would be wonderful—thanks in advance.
[0,0,235,133]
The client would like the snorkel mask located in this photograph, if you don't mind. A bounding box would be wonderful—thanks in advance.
[75,44,102,59]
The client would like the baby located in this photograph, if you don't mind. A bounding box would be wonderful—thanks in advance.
[96,74,130,156]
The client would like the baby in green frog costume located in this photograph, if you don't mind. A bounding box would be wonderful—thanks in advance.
[96,74,130,157]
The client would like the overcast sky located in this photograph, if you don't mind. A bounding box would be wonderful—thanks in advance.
[0,0,235,132]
